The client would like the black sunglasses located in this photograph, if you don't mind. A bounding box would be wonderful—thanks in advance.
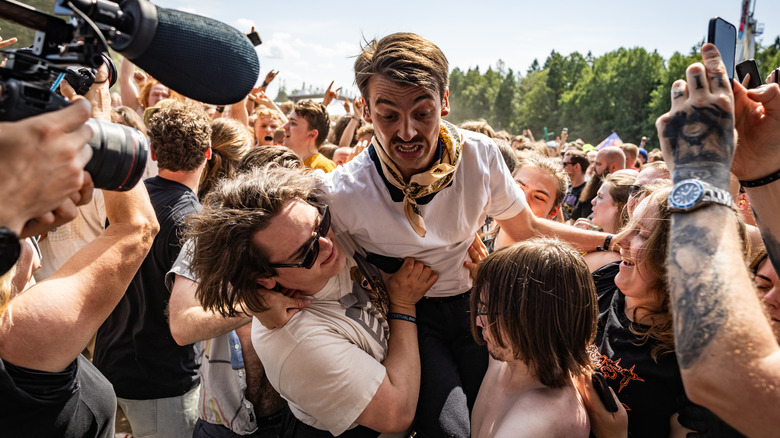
[628,184,645,198]
[268,202,331,269]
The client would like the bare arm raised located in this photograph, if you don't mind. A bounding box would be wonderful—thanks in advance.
[657,43,780,438]
[0,178,158,372]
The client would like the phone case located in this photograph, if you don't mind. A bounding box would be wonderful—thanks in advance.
[592,372,619,413]
[737,60,762,89]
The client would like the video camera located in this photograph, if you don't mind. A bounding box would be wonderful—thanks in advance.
[0,0,154,191]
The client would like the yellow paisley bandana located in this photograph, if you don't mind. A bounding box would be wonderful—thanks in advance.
[372,120,462,237]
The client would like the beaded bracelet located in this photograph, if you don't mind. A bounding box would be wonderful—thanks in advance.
[739,167,780,188]
[387,313,417,324]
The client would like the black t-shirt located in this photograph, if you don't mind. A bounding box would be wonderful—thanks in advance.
[562,181,587,221]
[0,355,115,437]
[591,262,684,438]
[570,192,594,221]
[93,176,201,400]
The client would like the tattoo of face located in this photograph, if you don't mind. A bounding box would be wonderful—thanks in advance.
[668,222,729,369]
[662,104,734,183]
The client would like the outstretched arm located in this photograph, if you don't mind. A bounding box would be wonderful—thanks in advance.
[0,179,158,372]
[168,274,251,346]
[118,57,142,112]
[658,43,780,438]
[338,98,363,147]
[496,207,609,253]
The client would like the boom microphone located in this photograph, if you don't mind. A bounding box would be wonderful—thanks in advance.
[76,0,260,104]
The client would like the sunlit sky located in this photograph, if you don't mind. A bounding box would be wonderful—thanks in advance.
[153,0,779,101]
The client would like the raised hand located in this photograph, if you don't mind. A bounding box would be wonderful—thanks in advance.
[655,43,735,188]
[730,69,780,182]
[249,89,274,108]
[353,98,364,119]
[322,81,341,107]
[262,69,279,89]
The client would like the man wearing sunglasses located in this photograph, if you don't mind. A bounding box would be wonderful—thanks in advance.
[625,161,670,218]
[187,166,438,436]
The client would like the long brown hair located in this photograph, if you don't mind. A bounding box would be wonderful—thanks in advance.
[470,237,597,388]
[186,166,318,317]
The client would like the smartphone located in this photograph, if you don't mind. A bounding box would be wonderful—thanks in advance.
[246,31,262,47]
[708,17,737,81]
[592,371,619,413]
[736,59,762,89]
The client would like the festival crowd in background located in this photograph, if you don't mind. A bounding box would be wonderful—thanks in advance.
[2,24,780,438]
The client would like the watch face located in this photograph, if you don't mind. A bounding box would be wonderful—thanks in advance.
[670,180,704,210]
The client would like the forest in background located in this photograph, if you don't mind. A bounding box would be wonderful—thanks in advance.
[446,41,780,148]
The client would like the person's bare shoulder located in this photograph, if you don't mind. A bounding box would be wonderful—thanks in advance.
[493,386,590,438]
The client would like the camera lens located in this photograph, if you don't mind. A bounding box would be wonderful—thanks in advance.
[84,119,149,191]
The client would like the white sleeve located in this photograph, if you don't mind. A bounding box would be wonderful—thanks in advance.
[483,138,527,220]
[165,239,196,291]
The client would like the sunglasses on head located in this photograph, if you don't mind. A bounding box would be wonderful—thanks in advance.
[268,201,331,270]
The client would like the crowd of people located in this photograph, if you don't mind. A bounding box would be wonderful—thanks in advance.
[1,25,780,438]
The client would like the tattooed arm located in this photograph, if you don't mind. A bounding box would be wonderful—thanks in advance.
[657,43,780,438]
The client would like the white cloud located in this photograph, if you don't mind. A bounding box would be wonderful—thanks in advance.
[236,18,255,32]
[258,32,301,59]
[176,7,199,14]
[292,38,355,59]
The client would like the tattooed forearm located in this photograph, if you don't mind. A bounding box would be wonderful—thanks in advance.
[668,220,729,369]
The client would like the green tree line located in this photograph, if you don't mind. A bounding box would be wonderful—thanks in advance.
[447,38,780,149]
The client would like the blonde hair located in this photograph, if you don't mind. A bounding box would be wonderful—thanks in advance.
[198,118,253,198]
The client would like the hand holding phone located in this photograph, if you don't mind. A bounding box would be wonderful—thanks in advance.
[737,59,762,89]
[246,27,262,47]
[592,371,619,413]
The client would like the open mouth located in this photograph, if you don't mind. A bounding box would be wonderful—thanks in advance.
[264,136,274,142]
[621,258,635,267]
[395,144,422,154]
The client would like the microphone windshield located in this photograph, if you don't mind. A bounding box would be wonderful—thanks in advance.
[122,6,259,105]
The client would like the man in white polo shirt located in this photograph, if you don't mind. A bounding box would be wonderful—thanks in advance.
[317,33,610,437]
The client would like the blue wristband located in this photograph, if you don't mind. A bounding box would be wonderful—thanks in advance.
[387,313,417,324]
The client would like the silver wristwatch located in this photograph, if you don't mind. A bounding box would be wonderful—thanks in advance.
[668,179,733,213]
